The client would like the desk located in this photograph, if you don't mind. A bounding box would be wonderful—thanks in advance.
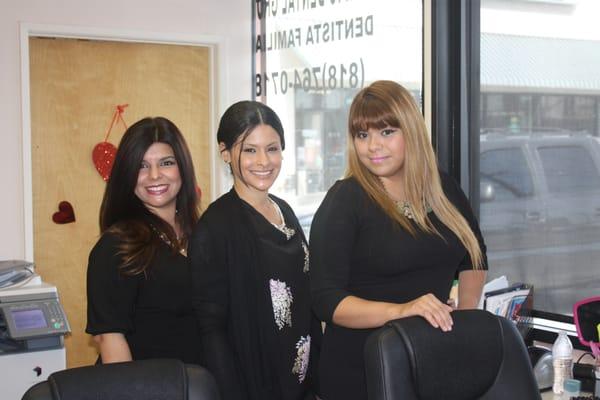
[541,390,594,399]
[533,343,597,399]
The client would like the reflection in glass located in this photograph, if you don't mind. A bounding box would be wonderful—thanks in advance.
[254,0,423,236]
[480,0,600,314]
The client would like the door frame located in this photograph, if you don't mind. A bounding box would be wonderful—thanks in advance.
[20,23,228,260]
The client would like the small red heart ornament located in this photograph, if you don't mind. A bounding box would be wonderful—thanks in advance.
[52,201,76,224]
[92,141,117,181]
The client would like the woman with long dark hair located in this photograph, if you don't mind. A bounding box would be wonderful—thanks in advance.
[189,101,321,400]
[86,117,202,364]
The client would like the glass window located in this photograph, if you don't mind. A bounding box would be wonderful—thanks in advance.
[481,148,534,200]
[253,0,423,235]
[480,0,600,315]
[539,146,600,193]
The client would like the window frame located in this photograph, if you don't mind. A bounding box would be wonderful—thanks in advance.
[435,0,580,346]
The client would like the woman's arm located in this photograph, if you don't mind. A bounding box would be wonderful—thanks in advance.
[332,293,454,331]
[457,269,486,310]
[440,172,489,310]
[93,333,132,363]
[311,180,454,332]
[86,234,139,360]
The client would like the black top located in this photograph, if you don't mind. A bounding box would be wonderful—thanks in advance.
[86,232,202,365]
[188,189,321,400]
[310,172,488,400]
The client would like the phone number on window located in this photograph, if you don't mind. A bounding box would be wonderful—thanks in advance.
[255,58,364,97]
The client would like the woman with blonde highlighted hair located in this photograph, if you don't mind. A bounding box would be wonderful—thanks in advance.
[310,80,487,400]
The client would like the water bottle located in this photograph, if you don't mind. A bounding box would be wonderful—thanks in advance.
[552,330,573,394]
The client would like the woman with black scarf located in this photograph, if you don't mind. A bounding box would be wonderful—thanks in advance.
[189,101,321,400]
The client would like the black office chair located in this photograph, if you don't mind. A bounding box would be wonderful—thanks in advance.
[364,309,541,400]
[21,358,220,400]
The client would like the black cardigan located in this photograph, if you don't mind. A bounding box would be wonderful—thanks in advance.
[188,189,321,400]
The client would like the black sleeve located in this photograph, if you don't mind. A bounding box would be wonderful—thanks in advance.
[188,213,245,400]
[440,172,489,272]
[309,179,361,323]
[86,233,139,335]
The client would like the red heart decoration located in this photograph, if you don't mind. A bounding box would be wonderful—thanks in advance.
[92,141,117,181]
[52,201,76,224]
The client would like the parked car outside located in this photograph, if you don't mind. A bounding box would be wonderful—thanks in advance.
[480,131,600,314]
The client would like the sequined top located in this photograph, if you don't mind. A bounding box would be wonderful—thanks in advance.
[243,200,313,399]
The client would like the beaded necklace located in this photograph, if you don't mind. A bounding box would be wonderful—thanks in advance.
[150,224,187,256]
[395,200,433,220]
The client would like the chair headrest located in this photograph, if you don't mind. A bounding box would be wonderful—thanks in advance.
[389,310,503,400]
[48,359,188,400]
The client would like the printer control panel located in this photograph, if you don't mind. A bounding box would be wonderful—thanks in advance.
[0,299,70,340]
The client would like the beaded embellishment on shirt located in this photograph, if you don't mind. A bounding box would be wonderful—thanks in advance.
[269,198,296,240]
[395,201,433,220]
[269,279,293,330]
[292,335,311,383]
[302,241,309,273]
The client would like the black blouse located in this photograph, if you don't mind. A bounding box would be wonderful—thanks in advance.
[86,233,202,365]
[309,172,488,400]
[244,201,313,400]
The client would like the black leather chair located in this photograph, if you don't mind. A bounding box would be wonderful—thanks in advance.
[364,309,541,400]
[21,358,220,400]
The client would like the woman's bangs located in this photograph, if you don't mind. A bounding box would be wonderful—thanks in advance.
[350,98,399,136]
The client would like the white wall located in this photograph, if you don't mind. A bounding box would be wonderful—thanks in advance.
[0,0,252,259]
[482,0,600,40]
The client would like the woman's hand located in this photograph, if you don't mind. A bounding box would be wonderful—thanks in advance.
[400,293,454,332]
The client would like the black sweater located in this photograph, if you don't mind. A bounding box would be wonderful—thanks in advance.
[309,172,488,400]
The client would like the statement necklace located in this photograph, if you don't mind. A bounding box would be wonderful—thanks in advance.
[395,200,433,220]
[150,224,187,256]
[378,178,432,220]
[269,198,296,240]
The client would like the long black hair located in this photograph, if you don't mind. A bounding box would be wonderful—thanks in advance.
[217,101,284,184]
[99,117,200,275]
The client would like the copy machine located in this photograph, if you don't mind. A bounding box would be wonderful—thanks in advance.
[0,260,70,399]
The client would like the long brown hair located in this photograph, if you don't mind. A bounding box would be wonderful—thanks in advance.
[346,80,483,268]
[99,117,200,275]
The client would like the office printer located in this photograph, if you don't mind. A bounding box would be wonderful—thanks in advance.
[0,260,70,399]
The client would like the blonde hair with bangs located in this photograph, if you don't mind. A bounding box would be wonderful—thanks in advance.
[346,80,483,269]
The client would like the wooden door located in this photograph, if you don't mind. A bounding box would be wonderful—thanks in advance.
[29,37,211,367]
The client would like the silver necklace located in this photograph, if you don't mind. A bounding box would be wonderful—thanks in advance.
[268,198,296,240]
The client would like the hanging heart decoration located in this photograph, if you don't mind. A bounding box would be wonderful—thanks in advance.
[52,201,76,224]
[92,141,117,181]
[92,104,128,181]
